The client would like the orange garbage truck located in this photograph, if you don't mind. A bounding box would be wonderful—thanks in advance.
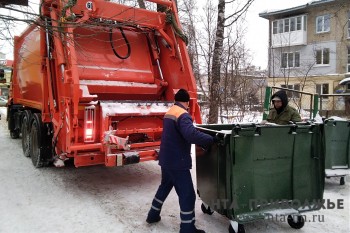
[7,0,202,168]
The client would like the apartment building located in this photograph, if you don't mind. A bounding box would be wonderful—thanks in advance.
[260,0,350,116]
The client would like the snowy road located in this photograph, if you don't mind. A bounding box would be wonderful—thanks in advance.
[0,107,349,233]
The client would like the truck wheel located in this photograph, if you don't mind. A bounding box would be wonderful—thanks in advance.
[340,177,345,185]
[30,113,52,167]
[287,215,305,229]
[21,110,32,157]
[8,106,20,139]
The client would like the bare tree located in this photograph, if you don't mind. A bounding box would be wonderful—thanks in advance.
[137,0,146,9]
[178,0,217,108]
[0,3,40,55]
[179,0,256,123]
[208,0,254,123]
[178,0,200,85]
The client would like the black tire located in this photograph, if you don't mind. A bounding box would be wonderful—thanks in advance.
[8,107,20,139]
[228,223,245,233]
[201,203,214,215]
[30,113,52,168]
[340,176,345,185]
[10,129,20,139]
[287,215,305,229]
[21,110,32,157]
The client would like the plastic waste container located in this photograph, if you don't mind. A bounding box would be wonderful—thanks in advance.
[323,118,350,185]
[196,123,324,233]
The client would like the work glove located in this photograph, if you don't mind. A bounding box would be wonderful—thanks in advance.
[200,145,210,151]
[213,133,224,145]
[213,135,220,143]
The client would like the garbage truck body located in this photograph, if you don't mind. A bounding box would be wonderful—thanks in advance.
[7,0,202,167]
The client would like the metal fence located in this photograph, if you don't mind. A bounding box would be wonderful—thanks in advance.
[264,86,350,120]
[318,94,350,119]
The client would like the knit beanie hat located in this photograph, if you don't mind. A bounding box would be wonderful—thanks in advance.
[175,89,190,102]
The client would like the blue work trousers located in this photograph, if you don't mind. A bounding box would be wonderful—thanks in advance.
[148,168,196,233]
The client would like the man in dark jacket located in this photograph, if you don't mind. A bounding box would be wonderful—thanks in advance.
[146,89,215,233]
[267,90,302,125]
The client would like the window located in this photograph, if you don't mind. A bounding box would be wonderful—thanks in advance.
[281,52,300,68]
[316,14,330,33]
[348,11,350,38]
[273,21,278,34]
[316,48,330,65]
[282,53,287,68]
[296,16,302,30]
[281,84,300,98]
[278,20,284,33]
[348,47,350,73]
[284,19,290,32]
[281,84,293,89]
[316,84,329,98]
[295,52,300,67]
[290,17,296,31]
[288,52,293,67]
[272,15,305,34]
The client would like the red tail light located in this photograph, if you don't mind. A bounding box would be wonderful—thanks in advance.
[84,106,96,142]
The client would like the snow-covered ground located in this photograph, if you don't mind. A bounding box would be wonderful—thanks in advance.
[0,107,349,233]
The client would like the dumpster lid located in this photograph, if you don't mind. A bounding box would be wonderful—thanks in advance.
[195,125,232,135]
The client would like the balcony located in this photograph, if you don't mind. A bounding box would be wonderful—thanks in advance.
[272,30,307,48]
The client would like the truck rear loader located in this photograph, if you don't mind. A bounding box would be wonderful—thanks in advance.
[7,0,202,167]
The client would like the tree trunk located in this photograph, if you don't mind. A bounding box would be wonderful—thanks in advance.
[137,0,146,9]
[208,0,225,123]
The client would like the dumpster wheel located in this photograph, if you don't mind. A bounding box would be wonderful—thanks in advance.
[287,215,305,229]
[201,203,214,215]
[228,222,245,233]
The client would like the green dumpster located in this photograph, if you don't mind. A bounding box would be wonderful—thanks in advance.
[323,118,350,185]
[196,123,324,233]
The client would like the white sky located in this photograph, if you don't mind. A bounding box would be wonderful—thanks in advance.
[245,0,311,69]
[1,0,312,69]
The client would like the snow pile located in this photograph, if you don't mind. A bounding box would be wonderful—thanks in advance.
[325,116,349,121]
[100,101,172,117]
[200,107,263,124]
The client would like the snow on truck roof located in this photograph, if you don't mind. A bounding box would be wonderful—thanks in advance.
[100,101,172,118]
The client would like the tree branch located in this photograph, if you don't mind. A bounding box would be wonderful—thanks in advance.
[224,0,254,27]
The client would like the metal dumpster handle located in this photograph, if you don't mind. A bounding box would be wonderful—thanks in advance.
[214,132,227,146]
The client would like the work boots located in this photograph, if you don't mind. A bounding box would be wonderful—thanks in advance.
[193,228,205,233]
[146,215,161,224]
[180,227,206,233]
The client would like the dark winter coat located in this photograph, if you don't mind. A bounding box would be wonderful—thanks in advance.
[158,102,214,170]
[267,90,302,125]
